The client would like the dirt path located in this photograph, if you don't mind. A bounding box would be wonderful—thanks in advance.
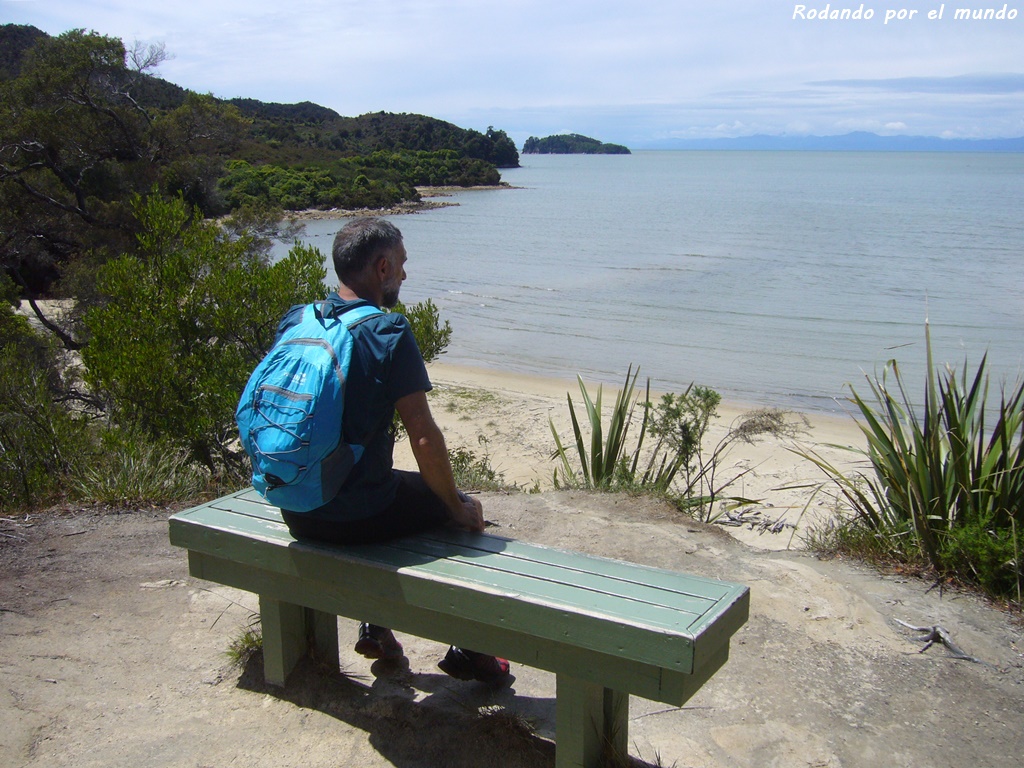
[2,492,1021,767]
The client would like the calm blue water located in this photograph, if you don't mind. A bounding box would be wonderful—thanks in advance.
[274,152,1024,415]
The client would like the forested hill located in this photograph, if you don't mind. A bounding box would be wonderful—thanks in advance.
[227,99,520,169]
[522,134,631,154]
[0,24,519,170]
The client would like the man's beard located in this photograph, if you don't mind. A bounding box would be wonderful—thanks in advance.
[382,280,401,309]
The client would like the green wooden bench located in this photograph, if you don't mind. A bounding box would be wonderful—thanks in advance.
[168,488,749,768]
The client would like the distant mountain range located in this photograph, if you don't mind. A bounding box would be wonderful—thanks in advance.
[631,132,1024,152]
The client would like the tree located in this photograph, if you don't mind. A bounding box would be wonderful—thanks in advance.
[82,194,327,475]
[0,29,249,343]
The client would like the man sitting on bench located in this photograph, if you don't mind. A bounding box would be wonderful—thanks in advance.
[275,217,510,685]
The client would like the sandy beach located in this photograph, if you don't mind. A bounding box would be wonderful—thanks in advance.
[414,361,870,551]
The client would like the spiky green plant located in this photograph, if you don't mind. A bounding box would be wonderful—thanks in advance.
[550,366,647,490]
[798,323,1024,599]
[71,427,212,505]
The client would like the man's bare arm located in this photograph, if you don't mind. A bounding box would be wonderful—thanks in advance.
[395,390,484,532]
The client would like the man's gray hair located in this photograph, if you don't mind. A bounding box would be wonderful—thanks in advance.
[332,217,403,280]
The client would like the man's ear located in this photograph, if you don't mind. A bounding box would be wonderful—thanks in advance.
[378,253,394,277]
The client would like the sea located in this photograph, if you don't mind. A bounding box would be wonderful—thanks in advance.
[272,151,1024,416]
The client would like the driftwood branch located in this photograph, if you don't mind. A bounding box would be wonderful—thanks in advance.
[895,619,982,663]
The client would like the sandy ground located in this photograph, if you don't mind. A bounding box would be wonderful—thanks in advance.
[2,365,1022,767]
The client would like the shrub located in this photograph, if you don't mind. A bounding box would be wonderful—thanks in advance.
[449,443,514,492]
[0,280,94,510]
[799,324,1024,601]
[551,367,802,519]
[82,193,327,477]
[391,298,451,364]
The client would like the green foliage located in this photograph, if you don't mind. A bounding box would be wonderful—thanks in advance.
[230,107,519,169]
[0,283,93,510]
[522,133,631,155]
[798,324,1024,601]
[82,194,327,475]
[359,149,500,187]
[391,298,452,364]
[551,367,647,491]
[217,158,415,212]
[70,426,210,505]
[551,367,803,519]
[449,444,514,492]
[641,387,722,491]
[218,149,500,213]
[227,110,518,195]
[0,24,47,78]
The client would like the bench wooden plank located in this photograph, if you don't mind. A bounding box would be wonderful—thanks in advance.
[416,528,740,600]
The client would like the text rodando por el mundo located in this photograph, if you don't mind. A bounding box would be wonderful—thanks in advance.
[793,4,1019,22]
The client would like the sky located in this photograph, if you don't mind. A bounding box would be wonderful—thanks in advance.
[4,0,1023,146]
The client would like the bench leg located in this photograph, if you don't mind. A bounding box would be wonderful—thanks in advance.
[555,674,629,768]
[258,596,339,686]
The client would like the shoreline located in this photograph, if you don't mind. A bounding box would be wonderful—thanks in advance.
[283,183,516,221]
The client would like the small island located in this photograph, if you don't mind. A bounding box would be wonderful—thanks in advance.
[522,133,631,154]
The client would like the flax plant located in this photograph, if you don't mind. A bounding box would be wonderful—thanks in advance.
[799,324,1024,599]
[550,366,648,490]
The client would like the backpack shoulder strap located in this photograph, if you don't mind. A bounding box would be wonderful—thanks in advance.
[316,298,383,327]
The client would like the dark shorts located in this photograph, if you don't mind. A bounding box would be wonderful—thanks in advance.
[281,470,453,545]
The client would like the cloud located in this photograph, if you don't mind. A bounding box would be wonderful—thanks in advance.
[809,74,1024,94]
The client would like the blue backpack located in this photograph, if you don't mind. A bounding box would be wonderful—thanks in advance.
[236,300,383,512]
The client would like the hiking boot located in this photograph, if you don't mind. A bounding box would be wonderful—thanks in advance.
[437,646,511,685]
[354,623,404,660]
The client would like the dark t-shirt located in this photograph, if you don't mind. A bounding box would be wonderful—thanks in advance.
[272,292,431,520]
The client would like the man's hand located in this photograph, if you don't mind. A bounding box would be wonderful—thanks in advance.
[450,494,484,532]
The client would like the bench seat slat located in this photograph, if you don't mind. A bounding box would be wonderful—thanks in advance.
[417,528,739,600]
[384,536,729,618]
[171,503,292,540]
